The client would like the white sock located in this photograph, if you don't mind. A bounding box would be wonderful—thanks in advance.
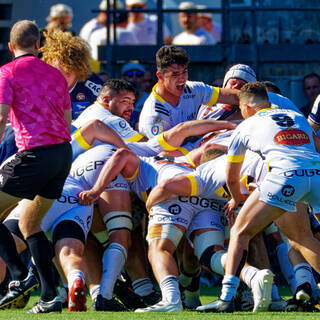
[294,263,313,288]
[220,274,240,301]
[67,269,85,292]
[99,243,127,299]
[276,242,296,293]
[160,275,180,304]
[132,278,154,296]
[90,284,100,301]
[241,266,259,289]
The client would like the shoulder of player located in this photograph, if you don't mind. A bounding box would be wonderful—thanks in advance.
[142,95,170,117]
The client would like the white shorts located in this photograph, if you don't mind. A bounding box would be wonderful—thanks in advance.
[259,169,320,212]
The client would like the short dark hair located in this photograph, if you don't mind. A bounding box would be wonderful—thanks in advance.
[303,73,320,86]
[10,20,40,50]
[239,82,269,108]
[99,78,136,98]
[262,81,281,94]
[156,45,189,72]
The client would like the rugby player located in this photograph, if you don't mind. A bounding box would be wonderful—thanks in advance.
[138,45,240,138]
[199,82,320,313]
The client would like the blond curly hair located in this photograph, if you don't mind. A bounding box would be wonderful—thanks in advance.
[40,29,91,82]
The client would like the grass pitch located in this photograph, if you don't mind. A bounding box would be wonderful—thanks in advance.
[0,287,319,320]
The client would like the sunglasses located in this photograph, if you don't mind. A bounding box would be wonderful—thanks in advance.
[125,70,144,78]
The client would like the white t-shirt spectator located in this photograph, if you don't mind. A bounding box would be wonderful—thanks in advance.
[126,15,171,44]
[89,27,138,60]
[79,18,104,44]
[173,28,216,45]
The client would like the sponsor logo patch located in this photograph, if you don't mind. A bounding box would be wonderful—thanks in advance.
[281,185,295,197]
[151,125,160,136]
[168,204,181,215]
[274,128,310,146]
[76,93,85,101]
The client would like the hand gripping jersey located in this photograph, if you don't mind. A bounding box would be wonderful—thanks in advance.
[139,81,220,138]
[228,108,320,172]
[127,155,195,202]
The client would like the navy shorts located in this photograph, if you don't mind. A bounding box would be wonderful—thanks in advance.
[0,142,72,200]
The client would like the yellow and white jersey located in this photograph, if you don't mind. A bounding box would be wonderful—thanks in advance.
[128,155,195,202]
[73,101,144,143]
[139,81,220,138]
[186,151,265,201]
[228,108,320,172]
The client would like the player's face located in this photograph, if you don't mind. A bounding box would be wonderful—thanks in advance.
[52,59,77,89]
[225,78,247,90]
[161,64,188,98]
[109,90,135,122]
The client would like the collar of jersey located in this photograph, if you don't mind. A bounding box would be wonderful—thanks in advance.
[256,107,274,114]
[152,83,166,104]
[69,81,78,94]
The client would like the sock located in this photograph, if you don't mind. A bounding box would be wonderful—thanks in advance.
[294,263,313,289]
[132,278,154,296]
[0,222,27,280]
[90,285,100,301]
[220,274,240,301]
[26,232,56,301]
[241,266,258,289]
[99,243,127,300]
[276,242,296,293]
[67,269,85,292]
[160,275,180,304]
[271,284,281,300]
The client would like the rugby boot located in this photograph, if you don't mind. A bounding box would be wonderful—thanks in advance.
[0,272,39,309]
[26,296,62,313]
[141,290,161,307]
[196,298,235,313]
[68,278,87,311]
[234,282,254,311]
[95,294,128,311]
[135,298,183,312]
[251,269,274,312]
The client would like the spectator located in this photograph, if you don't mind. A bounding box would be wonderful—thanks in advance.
[300,73,320,117]
[79,0,112,44]
[89,6,138,61]
[197,5,222,43]
[126,0,172,45]
[141,69,154,93]
[121,62,149,128]
[173,1,216,46]
[45,3,74,33]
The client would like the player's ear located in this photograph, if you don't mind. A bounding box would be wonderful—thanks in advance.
[8,42,14,52]
[156,70,163,81]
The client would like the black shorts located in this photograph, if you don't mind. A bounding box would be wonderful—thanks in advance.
[0,142,72,200]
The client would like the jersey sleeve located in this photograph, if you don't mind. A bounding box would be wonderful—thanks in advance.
[184,172,205,196]
[227,124,247,163]
[0,67,13,106]
[107,118,144,142]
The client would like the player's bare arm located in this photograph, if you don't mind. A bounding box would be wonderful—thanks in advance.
[0,104,10,140]
[78,148,139,205]
[146,175,192,212]
[217,88,240,106]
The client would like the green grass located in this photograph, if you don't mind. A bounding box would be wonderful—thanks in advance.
[0,287,319,320]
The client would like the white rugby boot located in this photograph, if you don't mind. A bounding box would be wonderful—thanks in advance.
[135,298,183,312]
[251,269,274,312]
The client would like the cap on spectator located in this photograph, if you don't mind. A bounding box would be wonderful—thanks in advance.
[99,0,124,11]
[223,64,257,87]
[179,1,196,10]
[126,0,146,6]
[197,5,212,19]
[47,3,73,21]
[121,62,145,74]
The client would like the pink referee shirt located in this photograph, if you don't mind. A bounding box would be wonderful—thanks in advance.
[0,55,71,152]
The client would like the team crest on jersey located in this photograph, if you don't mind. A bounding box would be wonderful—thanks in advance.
[76,93,85,101]
[151,125,160,136]
[119,120,126,128]
[274,128,310,146]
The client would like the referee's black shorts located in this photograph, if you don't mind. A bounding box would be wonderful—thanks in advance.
[0,142,72,200]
